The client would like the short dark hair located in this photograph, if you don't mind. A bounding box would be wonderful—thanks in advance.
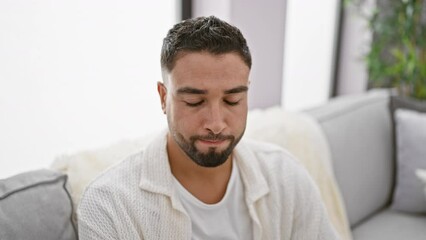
[160,16,251,78]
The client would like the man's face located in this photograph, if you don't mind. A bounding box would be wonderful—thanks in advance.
[158,51,250,167]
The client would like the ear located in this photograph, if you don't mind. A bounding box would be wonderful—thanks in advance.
[157,82,167,114]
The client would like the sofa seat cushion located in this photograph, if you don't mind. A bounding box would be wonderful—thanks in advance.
[0,169,77,240]
[352,208,426,240]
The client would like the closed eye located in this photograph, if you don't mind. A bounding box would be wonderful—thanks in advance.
[185,100,204,107]
[224,100,240,106]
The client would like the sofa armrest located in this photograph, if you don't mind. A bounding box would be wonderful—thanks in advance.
[0,169,78,240]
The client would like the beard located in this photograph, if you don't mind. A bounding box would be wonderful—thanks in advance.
[171,130,244,168]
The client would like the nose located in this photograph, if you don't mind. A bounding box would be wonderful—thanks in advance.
[203,102,226,134]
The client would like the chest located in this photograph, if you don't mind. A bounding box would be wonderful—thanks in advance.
[174,165,254,240]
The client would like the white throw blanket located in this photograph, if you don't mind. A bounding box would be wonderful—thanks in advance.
[51,136,153,225]
[51,107,351,240]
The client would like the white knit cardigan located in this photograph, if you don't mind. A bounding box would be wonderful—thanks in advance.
[78,132,338,240]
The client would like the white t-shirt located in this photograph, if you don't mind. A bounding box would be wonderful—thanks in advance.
[173,159,253,240]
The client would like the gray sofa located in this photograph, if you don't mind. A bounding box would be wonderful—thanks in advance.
[0,169,77,240]
[1,90,425,240]
[307,90,426,239]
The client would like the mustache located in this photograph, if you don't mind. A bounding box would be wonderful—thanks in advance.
[190,134,234,141]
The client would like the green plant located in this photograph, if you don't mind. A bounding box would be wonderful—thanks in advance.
[350,0,426,99]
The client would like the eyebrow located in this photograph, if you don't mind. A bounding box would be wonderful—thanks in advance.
[177,87,207,95]
[176,86,248,95]
[224,86,249,94]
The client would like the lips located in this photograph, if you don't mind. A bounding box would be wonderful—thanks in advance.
[191,134,233,149]
[196,137,232,149]
[199,139,226,145]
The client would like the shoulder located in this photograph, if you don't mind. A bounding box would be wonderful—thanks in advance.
[238,138,301,170]
[237,138,316,192]
[80,151,144,202]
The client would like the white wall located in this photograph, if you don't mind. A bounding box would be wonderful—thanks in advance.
[0,0,178,178]
[193,0,230,21]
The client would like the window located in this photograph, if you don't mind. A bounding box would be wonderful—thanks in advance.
[281,0,340,110]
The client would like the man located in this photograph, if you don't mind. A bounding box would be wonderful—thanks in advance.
[78,16,338,239]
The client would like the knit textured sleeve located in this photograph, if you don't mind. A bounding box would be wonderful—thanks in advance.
[77,186,120,240]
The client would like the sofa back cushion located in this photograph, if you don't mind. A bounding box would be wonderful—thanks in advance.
[307,90,394,227]
[390,96,426,213]
[0,169,77,240]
